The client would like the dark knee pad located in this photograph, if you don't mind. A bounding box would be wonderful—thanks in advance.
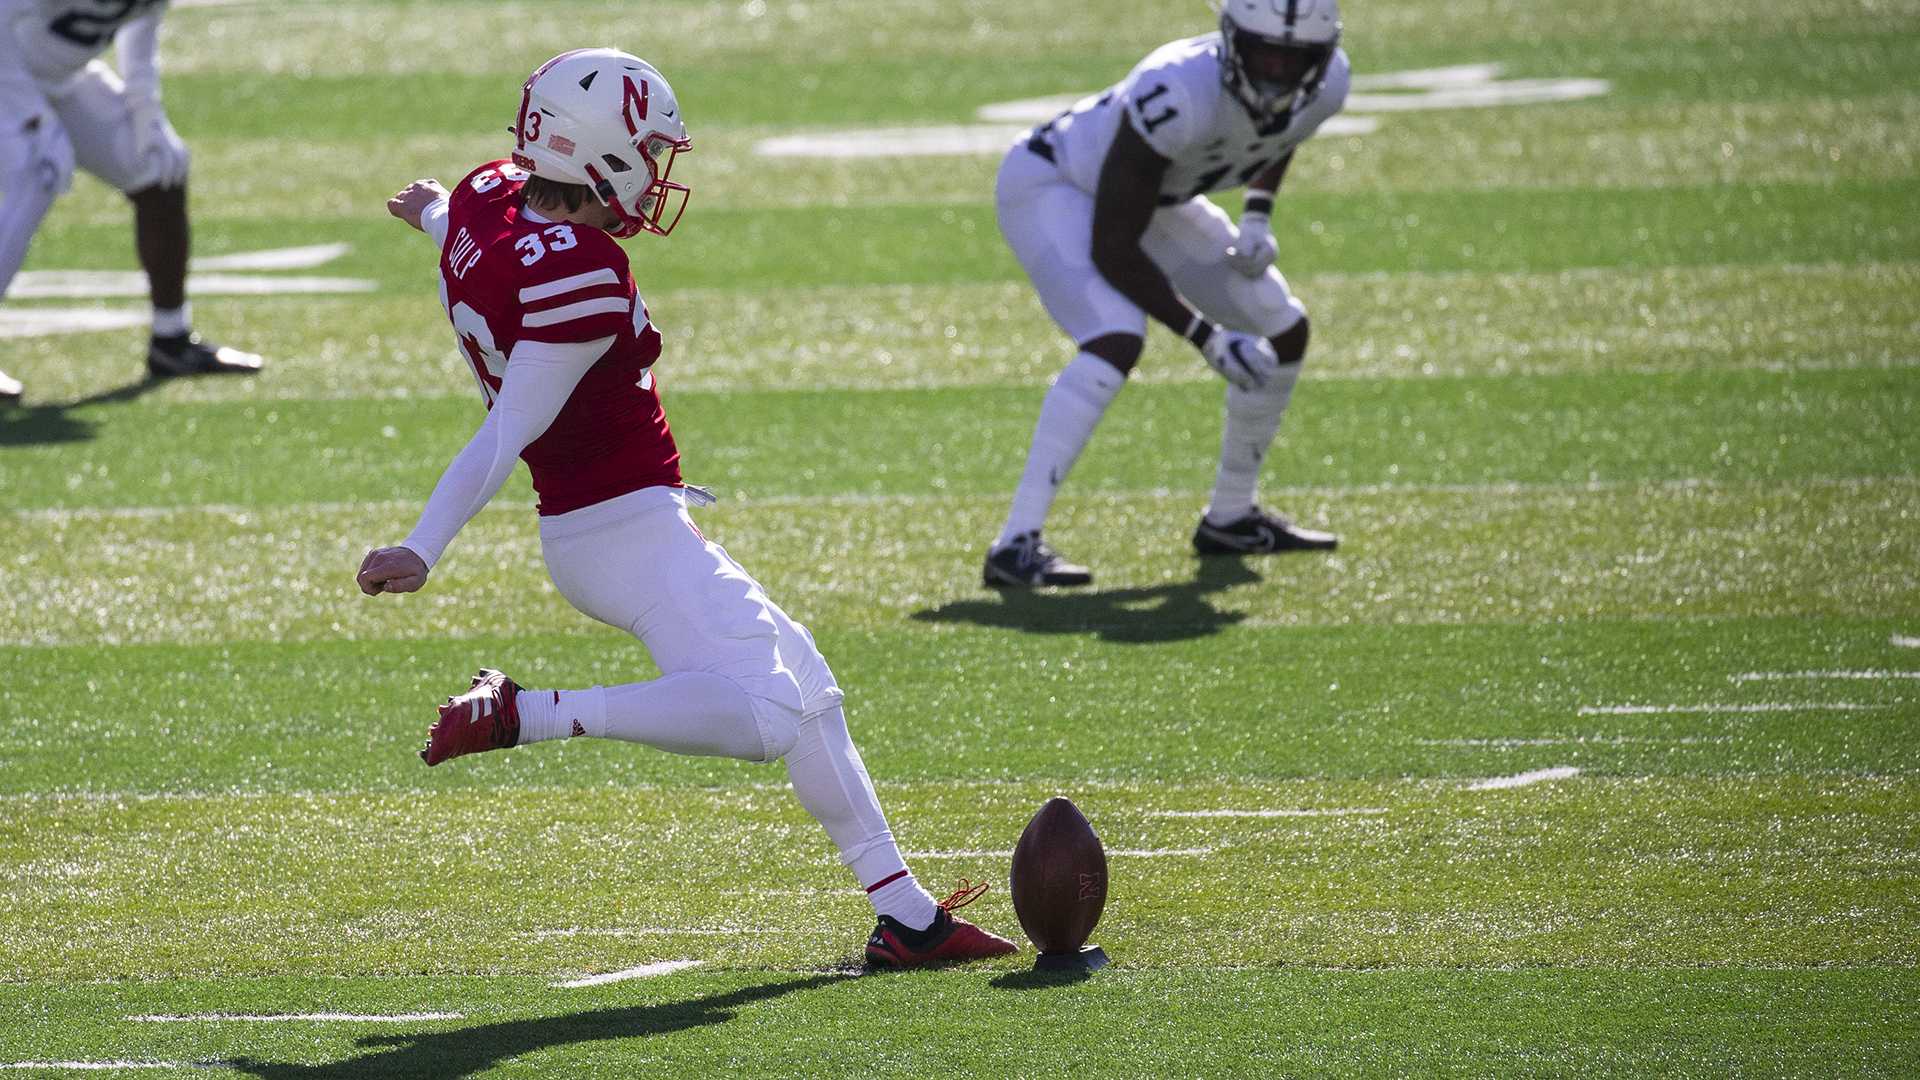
[1079,332,1143,376]
[1269,317,1310,366]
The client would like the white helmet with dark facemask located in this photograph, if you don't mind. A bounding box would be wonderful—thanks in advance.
[1217,0,1342,123]
[511,48,692,238]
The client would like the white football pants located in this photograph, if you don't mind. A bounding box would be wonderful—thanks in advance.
[995,143,1307,347]
[537,485,911,888]
[0,60,178,298]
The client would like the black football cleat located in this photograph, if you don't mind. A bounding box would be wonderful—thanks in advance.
[0,368,20,405]
[1193,506,1338,554]
[983,531,1093,588]
[148,333,264,379]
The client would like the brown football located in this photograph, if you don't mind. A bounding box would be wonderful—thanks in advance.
[1009,796,1108,954]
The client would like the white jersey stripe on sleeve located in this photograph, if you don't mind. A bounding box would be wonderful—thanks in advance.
[518,268,621,303]
[522,296,630,328]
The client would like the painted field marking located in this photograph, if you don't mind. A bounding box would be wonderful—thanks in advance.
[1894,635,1920,648]
[1147,808,1387,818]
[554,960,703,988]
[758,63,1605,159]
[8,271,377,299]
[529,927,810,939]
[0,1064,224,1072]
[0,308,149,338]
[1420,736,1732,746]
[188,243,353,272]
[1578,703,1885,716]
[1731,670,1920,682]
[2,244,374,338]
[129,1012,461,1023]
[1468,766,1580,791]
[908,847,1214,858]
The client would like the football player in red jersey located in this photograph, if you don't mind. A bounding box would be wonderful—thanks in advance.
[355,49,1015,970]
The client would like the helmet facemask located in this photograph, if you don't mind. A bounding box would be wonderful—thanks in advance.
[584,131,692,239]
[1220,13,1338,123]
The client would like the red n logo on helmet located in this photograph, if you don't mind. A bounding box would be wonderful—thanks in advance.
[622,76,650,136]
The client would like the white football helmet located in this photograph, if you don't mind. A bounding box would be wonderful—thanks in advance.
[511,48,692,238]
[1216,0,1342,123]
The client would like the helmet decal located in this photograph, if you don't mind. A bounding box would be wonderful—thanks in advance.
[622,76,650,137]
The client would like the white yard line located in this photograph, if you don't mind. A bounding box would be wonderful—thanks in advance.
[1577,703,1885,715]
[9,474,1912,524]
[1731,670,1920,682]
[129,1012,461,1023]
[1893,634,1920,648]
[1147,808,1388,818]
[553,960,703,988]
[529,927,810,939]
[907,847,1214,858]
[1467,766,1581,791]
[0,1064,223,1071]
[1420,736,1732,746]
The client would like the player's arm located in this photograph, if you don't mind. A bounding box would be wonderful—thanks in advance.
[1226,153,1291,278]
[1091,118,1280,389]
[388,180,453,249]
[114,13,189,189]
[1089,117,1197,337]
[356,335,612,596]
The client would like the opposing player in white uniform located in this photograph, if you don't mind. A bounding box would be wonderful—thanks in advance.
[358,49,1017,971]
[984,0,1347,587]
[0,0,260,404]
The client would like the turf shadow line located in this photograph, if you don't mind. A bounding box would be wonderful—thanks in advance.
[0,377,170,447]
[222,974,846,1079]
[912,557,1264,643]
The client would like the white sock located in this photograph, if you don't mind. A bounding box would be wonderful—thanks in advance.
[152,303,191,338]
[1206,361,1302,525]
[515,686,582,744]
[784,706,939,929]
[996,351,1126,548]
[518,672,769,760]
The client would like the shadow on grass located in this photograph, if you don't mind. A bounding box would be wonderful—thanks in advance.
[988,968,1098,991]
[911,557,1263,643]
[226,975,847,1079]
[0,377,167,447]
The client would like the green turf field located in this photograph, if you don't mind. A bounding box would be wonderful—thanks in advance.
[2,0,1917,1075]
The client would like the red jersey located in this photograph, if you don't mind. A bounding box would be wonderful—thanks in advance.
[438,160,681,515]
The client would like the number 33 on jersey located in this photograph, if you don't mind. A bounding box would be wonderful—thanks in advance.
[435,159,682,515]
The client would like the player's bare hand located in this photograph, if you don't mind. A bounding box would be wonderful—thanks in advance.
[387,180,449,231]
[357,546,430,595]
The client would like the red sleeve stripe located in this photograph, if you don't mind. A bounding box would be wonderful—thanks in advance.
[522,296,631,328]
[518,267,621,303]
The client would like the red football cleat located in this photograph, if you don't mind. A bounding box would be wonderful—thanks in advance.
[421,669,522,766]
[865,879,1019,970]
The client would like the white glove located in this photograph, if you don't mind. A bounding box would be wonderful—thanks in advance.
[128,96,190,189]
[1225,210,1277,278]
[1197,323,1281,391]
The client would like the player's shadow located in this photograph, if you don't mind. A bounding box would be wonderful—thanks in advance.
[912,557,1263,644]
[224,974,847,1079]
[0,378,167,447]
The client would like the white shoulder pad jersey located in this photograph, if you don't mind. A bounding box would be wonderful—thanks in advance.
[5,0,168,83]
[1039,34,1350,205]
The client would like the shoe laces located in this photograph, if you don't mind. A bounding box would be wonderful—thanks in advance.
[937,878,989,912]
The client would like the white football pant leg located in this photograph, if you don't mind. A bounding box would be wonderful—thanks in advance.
[0,81,73,299]
[48,62,174,195]
[1143,196,1307,340]
[1141,197,1309,521]
[997,351,1126,545]
[538,487,810,762]
[995,145,1146,345]
[539,486,928,908]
